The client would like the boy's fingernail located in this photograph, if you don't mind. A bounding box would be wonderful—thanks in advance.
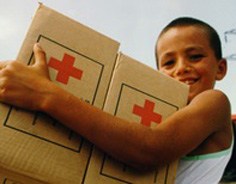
[35,43,42,49]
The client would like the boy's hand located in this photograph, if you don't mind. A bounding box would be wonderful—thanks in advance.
[0,43,51,110]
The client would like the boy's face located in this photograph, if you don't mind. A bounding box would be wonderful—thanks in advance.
[156,26,226,102]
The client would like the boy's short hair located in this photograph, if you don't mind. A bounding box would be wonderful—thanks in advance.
[155,17,222,67]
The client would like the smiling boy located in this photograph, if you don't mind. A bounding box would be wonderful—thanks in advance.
[0,17,233,183]
[156,17,233,183]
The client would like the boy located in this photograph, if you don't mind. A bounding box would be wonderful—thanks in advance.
[0,17,233,183]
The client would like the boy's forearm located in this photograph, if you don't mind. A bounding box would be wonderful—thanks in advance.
[39,82,166,169]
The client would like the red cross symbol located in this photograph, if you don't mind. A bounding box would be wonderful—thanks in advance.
[48,53,83,84]
[132,99,162,127]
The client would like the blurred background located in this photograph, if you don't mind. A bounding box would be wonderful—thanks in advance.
[0,0,235,114]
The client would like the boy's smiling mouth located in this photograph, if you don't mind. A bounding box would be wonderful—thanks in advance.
[179,78,199,85]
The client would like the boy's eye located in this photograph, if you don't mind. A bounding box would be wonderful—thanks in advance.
[163,60,174,67]
[189,54,204,61]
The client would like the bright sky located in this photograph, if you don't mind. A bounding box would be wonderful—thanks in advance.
[0,0,235,113]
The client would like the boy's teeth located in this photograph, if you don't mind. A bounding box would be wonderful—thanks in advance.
[184,80,195,85]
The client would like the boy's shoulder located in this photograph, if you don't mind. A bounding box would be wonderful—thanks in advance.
[191,89,230,108]
[188,89,231,128]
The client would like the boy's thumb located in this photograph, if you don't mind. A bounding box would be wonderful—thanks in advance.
[32,43,50,79]
[33,43,47,67]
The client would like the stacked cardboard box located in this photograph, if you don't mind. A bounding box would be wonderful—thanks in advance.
[0,4,188,184]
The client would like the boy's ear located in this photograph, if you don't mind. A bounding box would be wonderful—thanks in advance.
[215,59,227,80]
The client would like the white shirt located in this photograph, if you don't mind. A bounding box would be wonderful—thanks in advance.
[176,138,234,184]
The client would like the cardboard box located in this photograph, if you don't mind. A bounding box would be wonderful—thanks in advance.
[85,53,188,184]
[0,4,189,184]
[17,3,120,108]
[0,4,119,184]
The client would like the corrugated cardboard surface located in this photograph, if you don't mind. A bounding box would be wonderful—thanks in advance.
[0,4,119,184]
[0,4,189,184]
[0,168,46,184]
[17,4,120,108]
[85,53,188,184]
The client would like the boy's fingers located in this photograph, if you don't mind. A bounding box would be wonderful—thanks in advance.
[33,43,47,66]
[32,43,50,79]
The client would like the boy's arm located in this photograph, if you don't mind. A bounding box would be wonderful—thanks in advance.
[0,44,232,169]
[155,90,232,161]
[42,85,231,169]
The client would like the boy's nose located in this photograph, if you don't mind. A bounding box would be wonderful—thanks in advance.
[174,60,191,76]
